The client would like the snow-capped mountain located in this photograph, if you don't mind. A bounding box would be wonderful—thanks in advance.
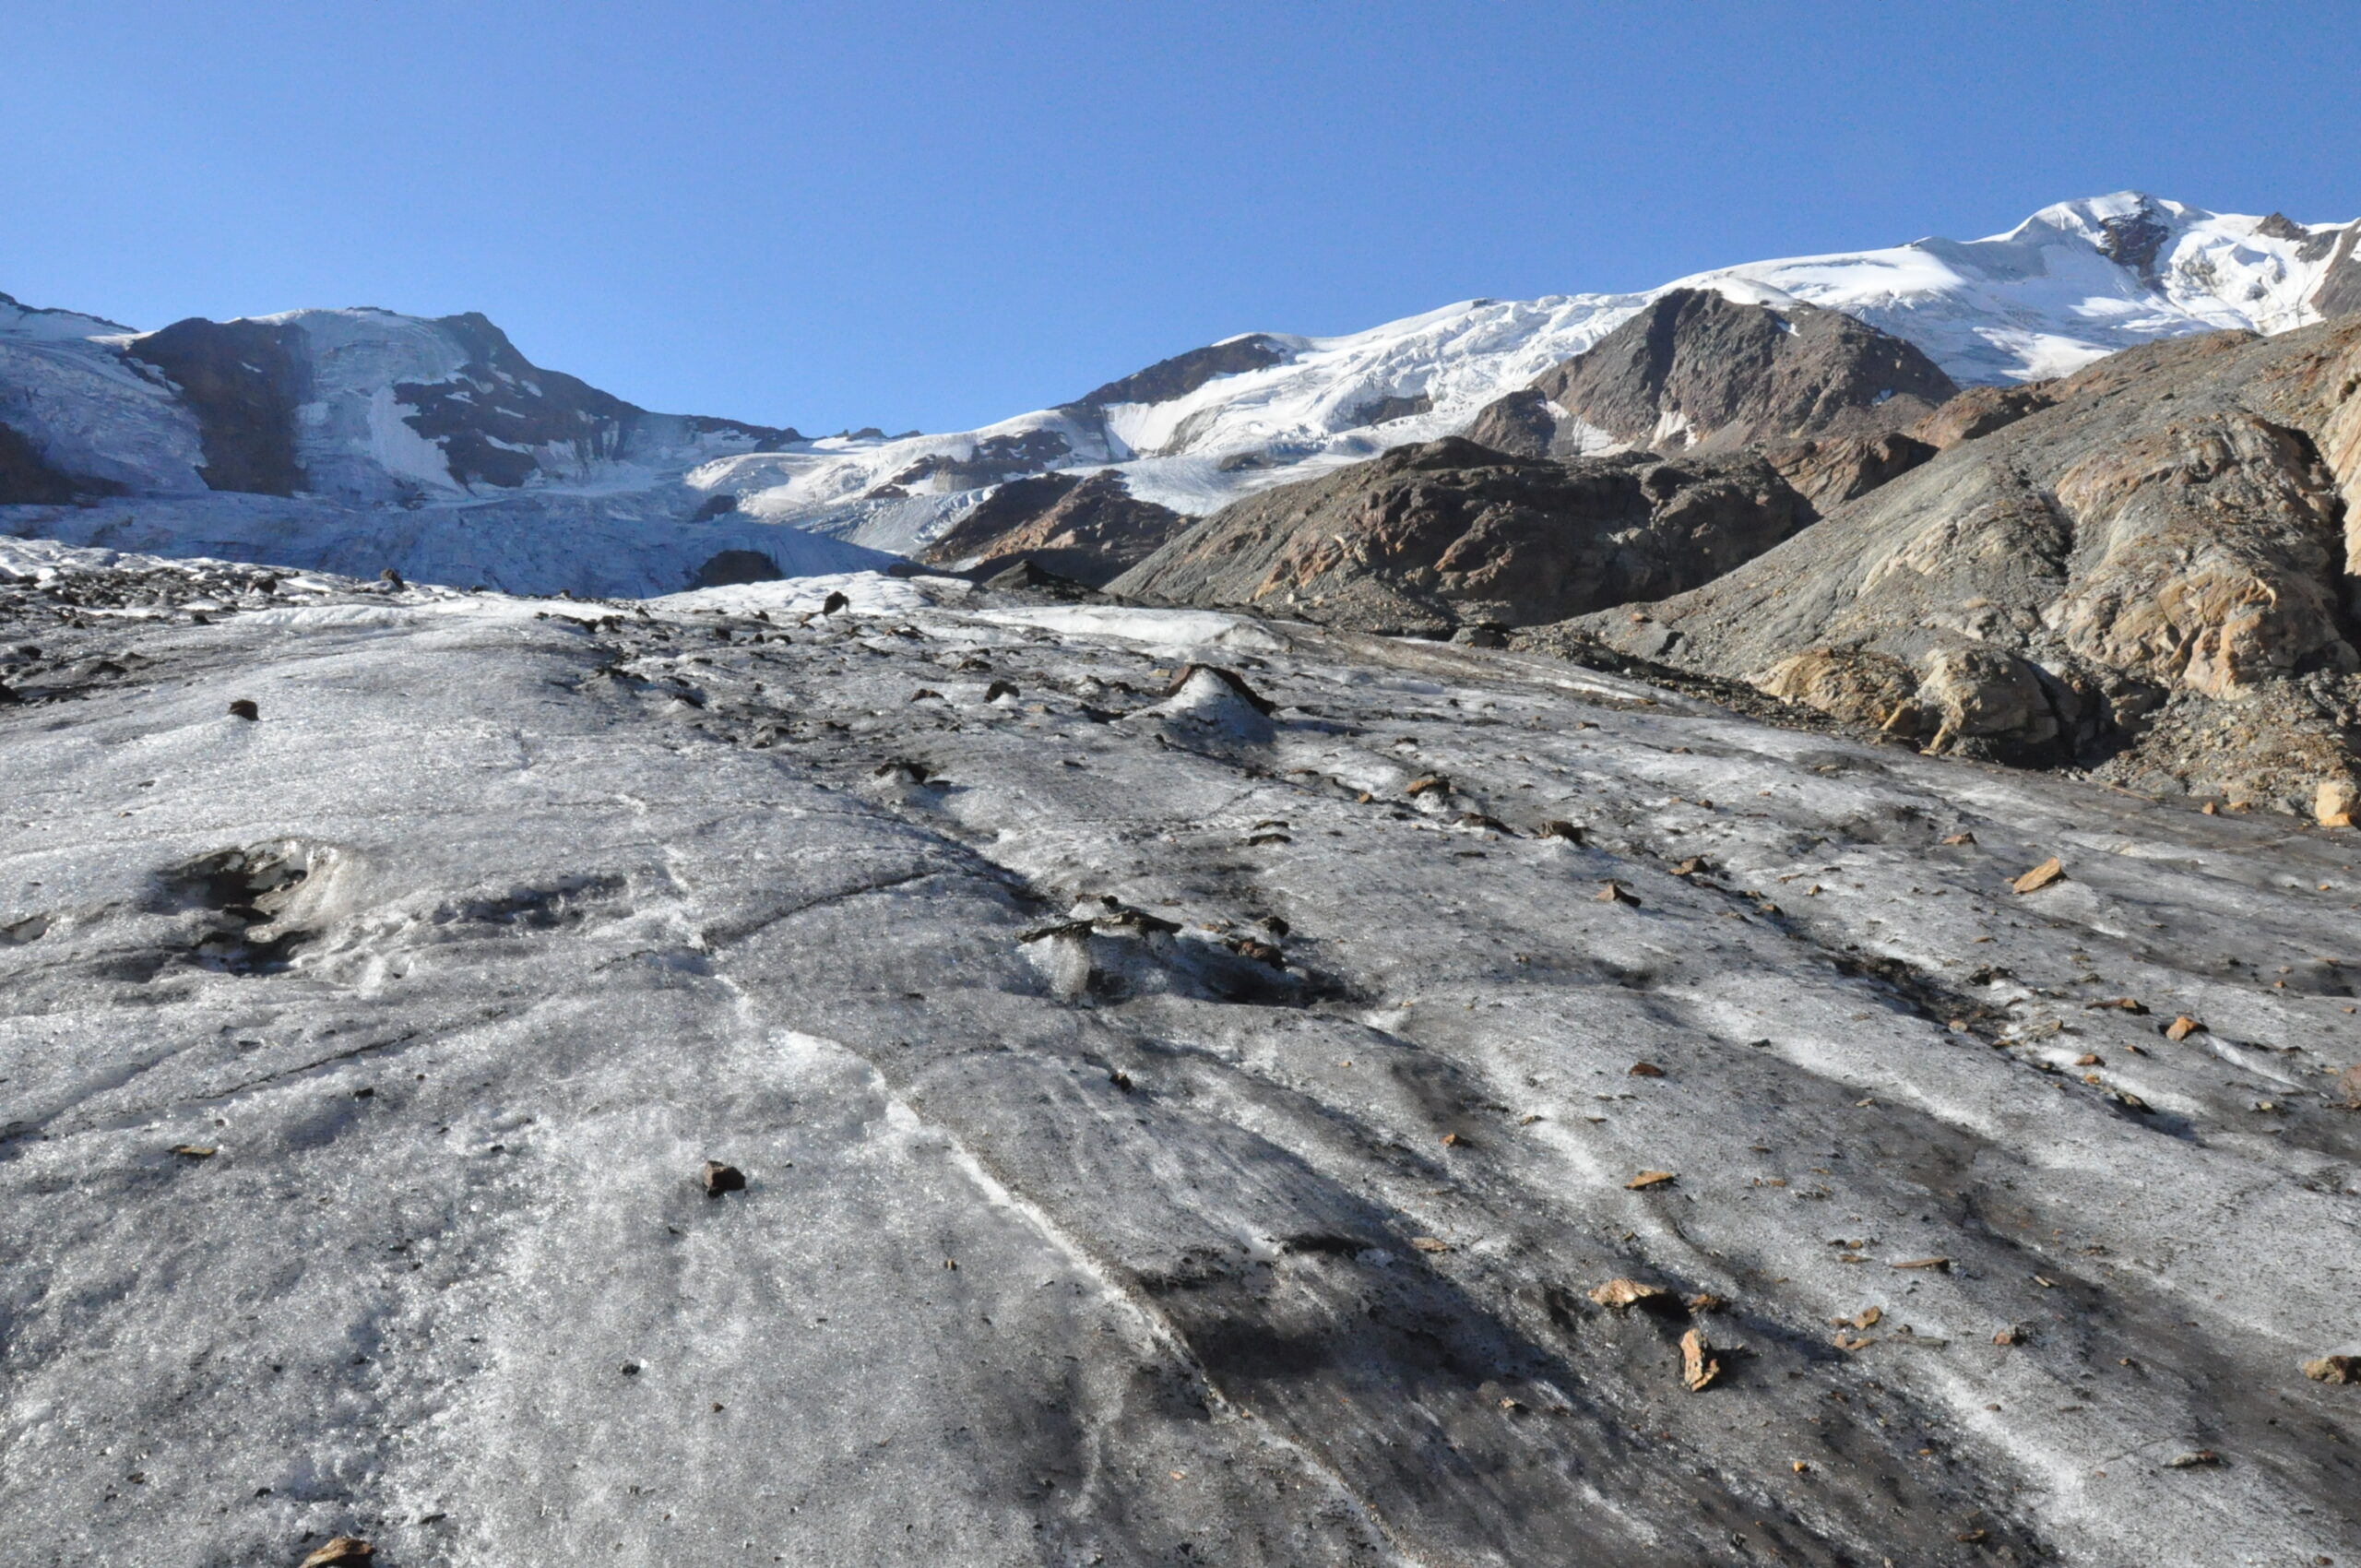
[0,299,894,594]
[3,193,2354,592]
[704,193,2360,547]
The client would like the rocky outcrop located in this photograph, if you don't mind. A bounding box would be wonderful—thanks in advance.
[1461,388,1558,458]
[2307,222,2361,319]
[1909,383,2059,450]
[125,317,312,496]
[1072,334,1292,409]
[1468,290,1959,469]
[0,421,117,505]
[1762,431,1939,510]
[1109,436,1804,634]
[1552,319,2361,811]
[919,469,1190,587]
[875,429,1074,496]
[688,548,785,588]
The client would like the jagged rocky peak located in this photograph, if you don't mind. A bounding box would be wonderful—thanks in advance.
[1110,435,1804,634]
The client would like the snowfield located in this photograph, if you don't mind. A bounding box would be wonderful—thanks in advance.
[2,544,2355,1567]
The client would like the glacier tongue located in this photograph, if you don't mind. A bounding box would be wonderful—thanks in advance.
[3,549,2355,1568]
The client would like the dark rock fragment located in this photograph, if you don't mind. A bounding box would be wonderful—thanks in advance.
[700,1160,746,1196]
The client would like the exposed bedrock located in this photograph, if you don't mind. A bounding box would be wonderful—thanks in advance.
[1465,289,1958,476]
[125,316,312,496]
[0,419,121,505]
[919,469,1190,587]
[1109,436,1806,634]
[1549,318,2361,814]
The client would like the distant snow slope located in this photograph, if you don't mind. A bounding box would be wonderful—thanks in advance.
[4,193,2355,588]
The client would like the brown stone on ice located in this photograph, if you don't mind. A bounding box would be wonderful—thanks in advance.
[2317,778,2357,828]
[1995,1325,2028,1346]
[228,698,260,720]
[2165,1450,2222,1468]
[1588,1277,1673,1311]
[700,1160,746,1196]
[2304,1354,2359,1384]
[1940,831,1976,846]
[2011,858,2065,894]
[170,1144,217,1158]
[1889,1256,1952,1271]
[299,1540,374,1568]
[1628,1062,1666,1077]
[1407,1236,1451,1253]
[1624,1170,1676,1190]
[1405,775,1449,797]
[1596,881,1640,906]
[1535,820,1585,843]
[1679,1327,1723,1392]
[2165,1015,2203,1041]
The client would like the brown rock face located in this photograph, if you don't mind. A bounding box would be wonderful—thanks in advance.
[1558,319,2361,808]
[1763,432,1940,510]
[1109,437,1804,634]
[920,469,1190,588]
[1911,384,2061,450]
[1468,290,1958,467]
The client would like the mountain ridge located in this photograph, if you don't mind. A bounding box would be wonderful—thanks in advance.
[4,192,2355,595]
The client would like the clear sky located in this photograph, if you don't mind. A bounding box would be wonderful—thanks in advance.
[4,2,2356,434]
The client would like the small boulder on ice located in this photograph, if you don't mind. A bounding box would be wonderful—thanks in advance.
[1122,664,1276,744]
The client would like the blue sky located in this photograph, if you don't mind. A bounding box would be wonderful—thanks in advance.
[4,2,2355,433]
